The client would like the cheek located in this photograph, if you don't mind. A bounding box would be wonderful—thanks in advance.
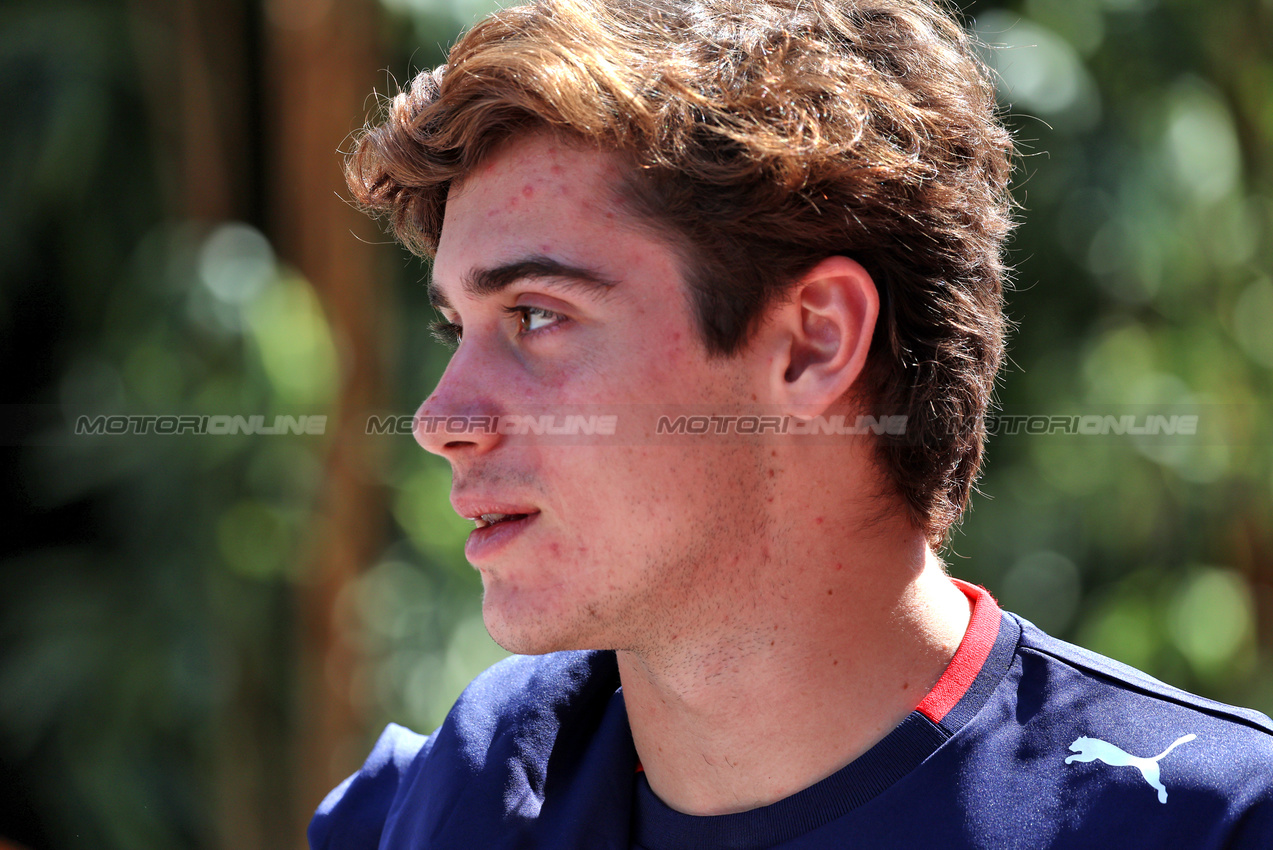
[602,447,716,515]
[547,447,671,521]
[612,325,701,396]
[658,328,688,366]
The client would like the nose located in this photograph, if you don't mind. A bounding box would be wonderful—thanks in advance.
[413,352,504,459]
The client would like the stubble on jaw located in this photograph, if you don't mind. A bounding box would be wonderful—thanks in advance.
[595,440,777,665]
[479,438,777,662]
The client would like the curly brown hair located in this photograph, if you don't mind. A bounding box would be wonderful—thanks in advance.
[346,0,1015,546]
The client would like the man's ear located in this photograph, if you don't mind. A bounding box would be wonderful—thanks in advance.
[760,256,879,417]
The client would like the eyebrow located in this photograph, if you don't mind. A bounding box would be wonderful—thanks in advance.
[428,256,619,310]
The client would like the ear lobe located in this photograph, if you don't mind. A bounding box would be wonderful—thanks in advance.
[775,256,878,416]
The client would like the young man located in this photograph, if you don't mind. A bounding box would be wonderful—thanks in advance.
[310,0,1273,846]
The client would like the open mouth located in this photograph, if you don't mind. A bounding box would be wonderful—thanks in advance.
[472,512,532,529]
[463,510,539,560]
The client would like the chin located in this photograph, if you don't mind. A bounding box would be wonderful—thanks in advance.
[481,591,618,657]
[481,596,574,656]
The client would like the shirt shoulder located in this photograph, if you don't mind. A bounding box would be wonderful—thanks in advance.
[1016,615,1273,736]
[307,722,435,850]
[995,615,1273,847]
[307,650,621,850]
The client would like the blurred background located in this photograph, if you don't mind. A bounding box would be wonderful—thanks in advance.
[0,0,1270,846]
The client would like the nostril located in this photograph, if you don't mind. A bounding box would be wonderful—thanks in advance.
[413,402,504,456]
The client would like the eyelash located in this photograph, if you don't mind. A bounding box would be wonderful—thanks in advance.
[428,306,567,349]
[429,319,462,349]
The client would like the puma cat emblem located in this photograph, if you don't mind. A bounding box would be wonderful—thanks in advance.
[1065,734,1197,803]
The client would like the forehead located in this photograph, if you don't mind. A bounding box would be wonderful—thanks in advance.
[456,133,624,202]
[432,134,666,291]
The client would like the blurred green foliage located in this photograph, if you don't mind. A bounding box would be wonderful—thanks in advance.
[1,0,1271,847]
[957,0,1273,715]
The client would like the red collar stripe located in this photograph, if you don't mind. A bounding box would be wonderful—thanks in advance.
[915,580,1001,724]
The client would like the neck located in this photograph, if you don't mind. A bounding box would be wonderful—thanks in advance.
[617,530,971,816]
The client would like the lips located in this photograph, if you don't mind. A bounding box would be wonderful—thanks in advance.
[462,510,539,561]
[452,497,541,561]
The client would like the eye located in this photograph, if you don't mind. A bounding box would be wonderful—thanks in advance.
[429,319,462,349]
[506,305,566,335]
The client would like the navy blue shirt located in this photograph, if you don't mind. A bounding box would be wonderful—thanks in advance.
[310,584,1273,848]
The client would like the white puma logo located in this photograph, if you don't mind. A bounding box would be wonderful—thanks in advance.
[1065,734,1197,803]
